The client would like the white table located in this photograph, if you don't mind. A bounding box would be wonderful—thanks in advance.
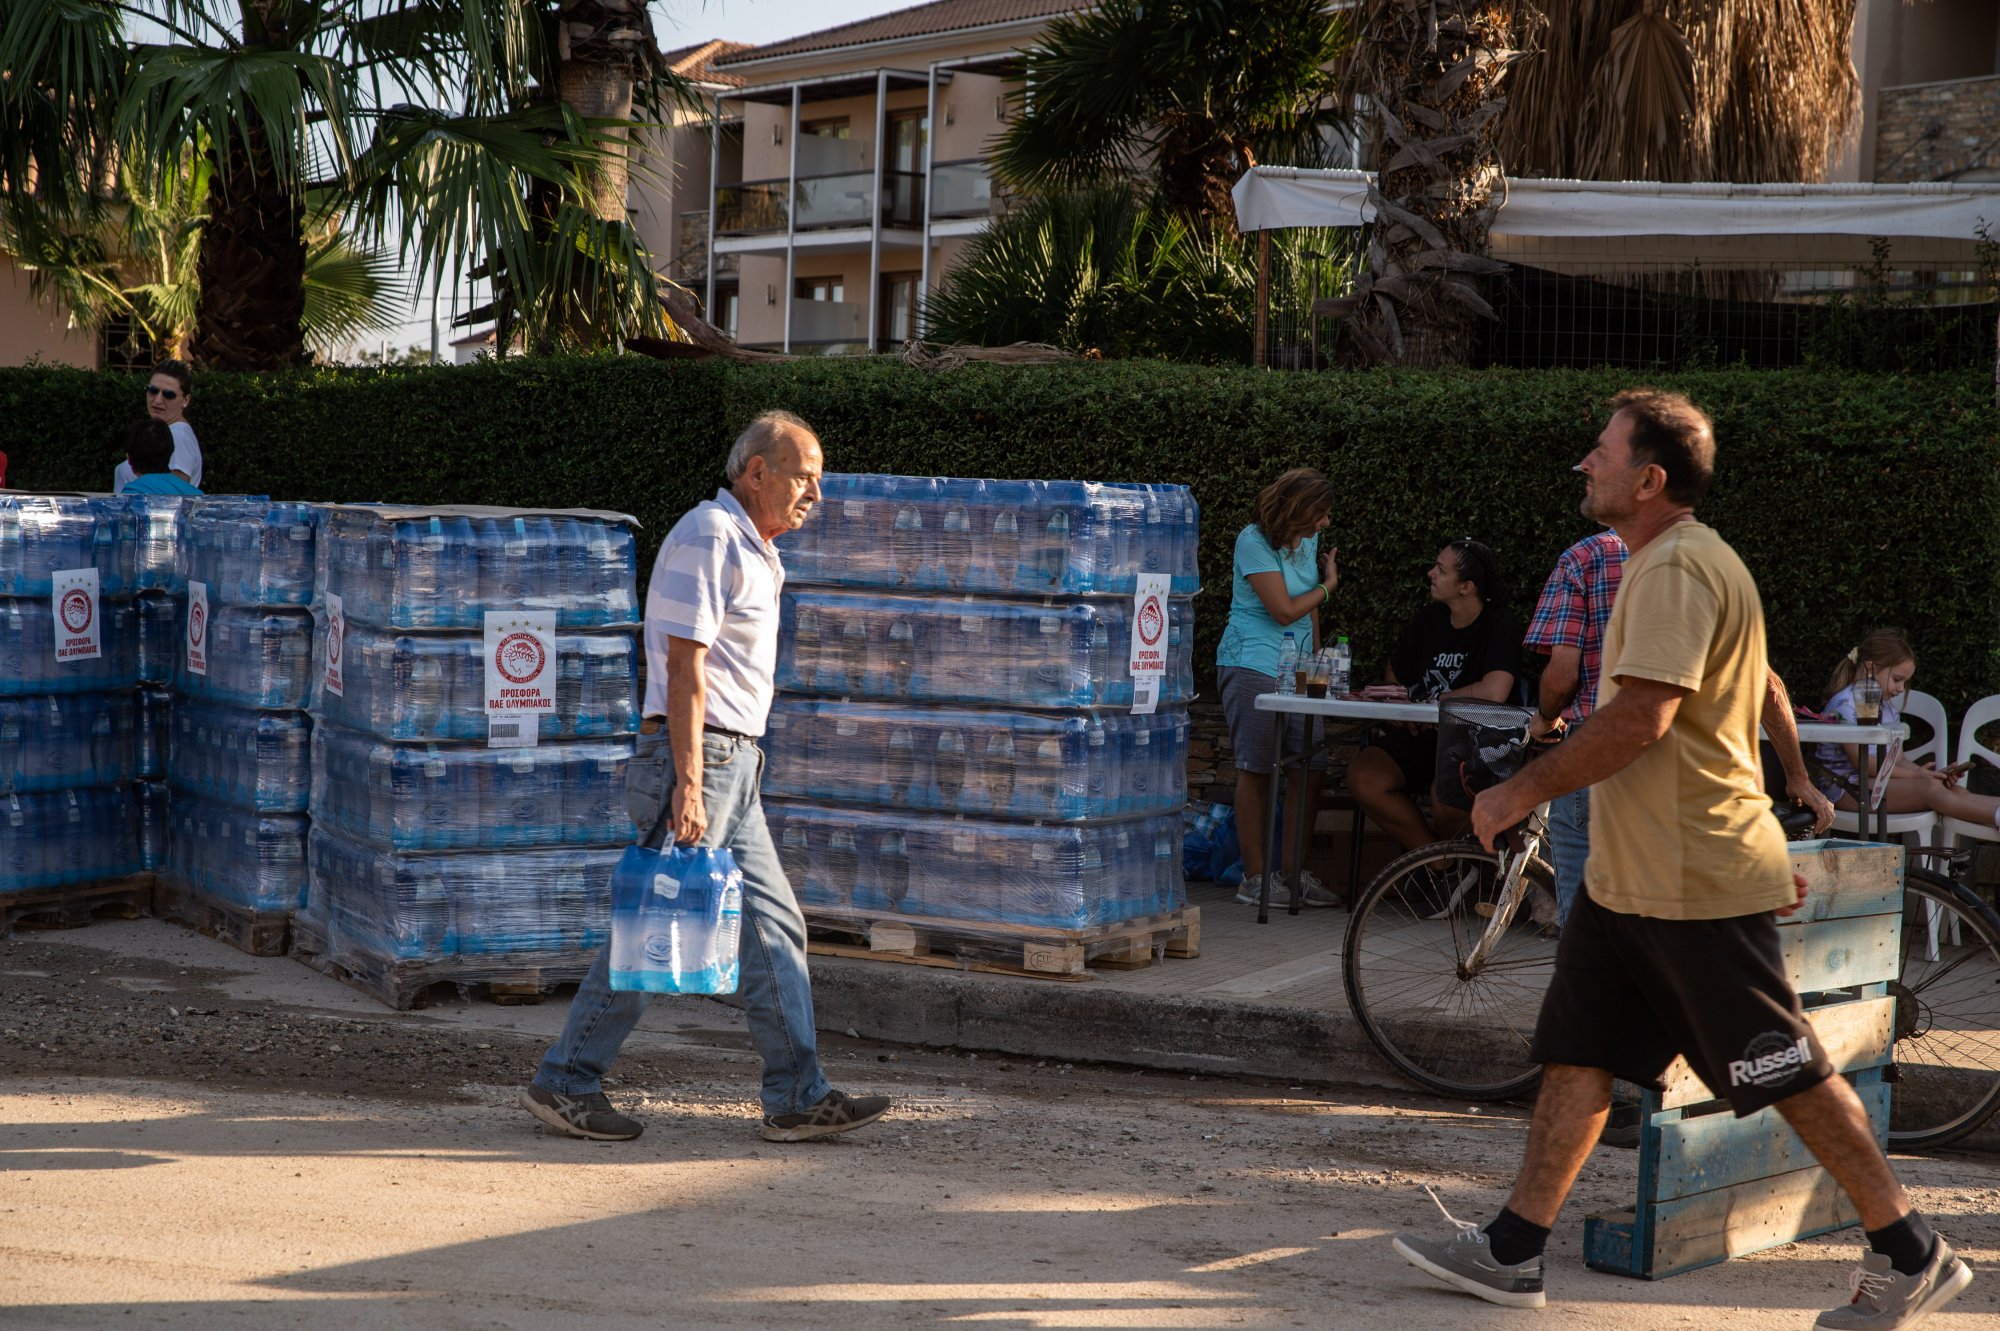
[1248,691,1904,923]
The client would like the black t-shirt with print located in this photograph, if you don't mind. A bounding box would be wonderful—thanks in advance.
[1390,601,1524,702]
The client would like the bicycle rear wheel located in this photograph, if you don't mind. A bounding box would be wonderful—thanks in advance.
[1342,839,1559,1100]
[1887,867,2000,1151]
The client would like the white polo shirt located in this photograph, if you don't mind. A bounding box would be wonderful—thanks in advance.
[642,488,783,736]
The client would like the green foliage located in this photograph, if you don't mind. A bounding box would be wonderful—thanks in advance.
[4,359,1994,712]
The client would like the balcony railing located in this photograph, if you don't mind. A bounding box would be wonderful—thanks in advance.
[715,172,926,236]
[790,297,866,344]
[930,160,998,220]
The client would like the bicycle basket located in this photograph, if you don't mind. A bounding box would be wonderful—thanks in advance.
[1434,699,1534,811]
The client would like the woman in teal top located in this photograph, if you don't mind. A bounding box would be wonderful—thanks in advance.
[1216,468,1339,908]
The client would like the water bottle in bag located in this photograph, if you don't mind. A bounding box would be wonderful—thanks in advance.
[608,844,744,994]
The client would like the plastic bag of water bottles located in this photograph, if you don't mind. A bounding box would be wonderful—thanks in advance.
[607,844,743,994]
[0,494,142,598]
[177,498,318,606]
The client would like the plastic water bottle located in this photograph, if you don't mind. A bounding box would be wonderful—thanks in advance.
[876,830,910,908]
[885,726,915,806]
[887,618,915,697]
[990,501,1021,590]
[983,730,1015,814]
[1276,632,1300,695]
[891,500,925,586]
[1038,507,1070,589]
[1331,636,1352,697]
[934,729,966,807]
[939,504,973,588]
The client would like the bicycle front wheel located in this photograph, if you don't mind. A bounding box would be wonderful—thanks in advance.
[1342,839,1559,1100]
[1888,867,2000,1151]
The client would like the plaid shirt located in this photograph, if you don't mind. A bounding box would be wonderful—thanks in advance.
[1523,531,1627,724]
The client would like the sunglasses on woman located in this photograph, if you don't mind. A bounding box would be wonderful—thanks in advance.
[145,385,180,401]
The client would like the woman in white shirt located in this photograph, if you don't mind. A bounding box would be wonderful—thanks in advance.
[113,359,203,493]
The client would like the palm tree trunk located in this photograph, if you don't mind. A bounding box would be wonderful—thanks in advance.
[1339,0,1541,368]
[192,125,307,370]
[556,0,657,224]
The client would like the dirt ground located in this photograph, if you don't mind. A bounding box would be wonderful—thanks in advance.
[3,925,1999,1330]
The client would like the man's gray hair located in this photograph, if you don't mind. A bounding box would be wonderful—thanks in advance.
[726,409,817,482]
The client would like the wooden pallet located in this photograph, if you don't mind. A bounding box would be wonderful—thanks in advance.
[153,876,292,958]
[1583,840,1902,1279]
[289,921,592,1011]
[1,873,156,936]
[807,905,1200,978]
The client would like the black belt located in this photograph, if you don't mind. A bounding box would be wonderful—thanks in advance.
[641,716,755,743]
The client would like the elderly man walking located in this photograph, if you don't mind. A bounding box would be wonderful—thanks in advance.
[1393,389,1971,1328]
[523,410,889,1144]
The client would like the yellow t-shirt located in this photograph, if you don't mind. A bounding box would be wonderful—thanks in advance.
[1586,520,1792,919]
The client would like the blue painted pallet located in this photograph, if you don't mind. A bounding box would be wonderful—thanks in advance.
[1583,840,1902,1280]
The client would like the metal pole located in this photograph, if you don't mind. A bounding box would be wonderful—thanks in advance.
[867,69,887,353]
[1309,262,1320,370]
[783,84,800,354]
[919,62,937,339]
[705,93,721,325]
[1254,229,1270,367]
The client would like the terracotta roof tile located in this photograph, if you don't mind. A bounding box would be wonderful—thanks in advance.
[715,0,1075,65]
[658,38,756,87]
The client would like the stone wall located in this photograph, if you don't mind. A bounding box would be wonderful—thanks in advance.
[1874,74,2000,181]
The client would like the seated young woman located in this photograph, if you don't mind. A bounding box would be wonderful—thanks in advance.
[1348,538,1523,854]
[1817,628,2000,831]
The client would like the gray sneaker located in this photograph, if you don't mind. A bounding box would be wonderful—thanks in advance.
[1391,1189,1546,1310]
[1233,873,1270,906]
[760,1089,890,1143]
[521,1084,644,1141]
[1816,1240,1973,1329]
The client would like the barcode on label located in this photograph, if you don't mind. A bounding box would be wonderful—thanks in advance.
[490,722,521,739]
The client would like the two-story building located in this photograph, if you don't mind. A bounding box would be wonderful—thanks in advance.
[633,0,1076,355]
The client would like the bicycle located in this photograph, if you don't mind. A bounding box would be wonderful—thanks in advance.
[1881,845,2000,1150]
[1342,700,1561,1101]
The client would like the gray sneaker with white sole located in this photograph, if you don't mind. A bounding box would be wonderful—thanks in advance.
[521,1085,643,1141]
[1392,1189,1546,1310]
[1816,1240,1973,1329]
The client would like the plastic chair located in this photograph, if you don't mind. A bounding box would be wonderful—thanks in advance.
[1939,693,2000,852]
[1829,689,1947,848]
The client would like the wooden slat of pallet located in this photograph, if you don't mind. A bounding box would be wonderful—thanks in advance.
[1651,1078,1891,1203]
[805,905,1200,977]
[1659,990,1896,1109]
[290,936,591,1012]
[1779,912,1900,992]
[1,873,155,934]
[153,877,292,958]
[1789,841,1904,921]
[806,938,1095,982]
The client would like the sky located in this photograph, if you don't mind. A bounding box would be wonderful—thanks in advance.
[385,0,923,357]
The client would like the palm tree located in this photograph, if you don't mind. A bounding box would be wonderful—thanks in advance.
[990,0,1353,232]
[0,0,687,370]
[1496,1,1860,185]
[1331,0,1542,367]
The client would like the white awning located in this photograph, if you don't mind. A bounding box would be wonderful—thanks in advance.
[1232,167,2000,267]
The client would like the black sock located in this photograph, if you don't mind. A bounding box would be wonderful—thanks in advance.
[1866,1211,1937,1277]
[1483,1207,1550,1266]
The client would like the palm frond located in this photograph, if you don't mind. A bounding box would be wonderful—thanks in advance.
[302,232,407,351]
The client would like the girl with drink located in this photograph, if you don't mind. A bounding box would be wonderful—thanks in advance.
[1817,628,2000,829]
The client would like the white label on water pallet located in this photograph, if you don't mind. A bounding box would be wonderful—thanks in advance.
[322,591,345,697]
[1128,572,1168,716]
[185,580,209,676]
[484,609,555,748]
[51,568,101,662]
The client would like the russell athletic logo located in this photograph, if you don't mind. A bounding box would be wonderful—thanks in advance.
[1729,1032,1814,1089]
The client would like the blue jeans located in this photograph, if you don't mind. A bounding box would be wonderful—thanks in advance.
[1547,786,1591,929]
[533,730,832,1116]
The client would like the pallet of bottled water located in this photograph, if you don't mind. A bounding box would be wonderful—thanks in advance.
[776,589,1194,710]
[315,504,639,630]
[137,592,179,684]
[161,789,309,913]
[177,498,317,606]
[296,826,619,1008]
[2,788,144,895]
[0,494,165,598]
[768,801,1184,930]
[0,693,143,792]
[309,619,639,743]
[0,597,142,695]
[776,475,1199,598]
[167,698,311,813]
[309,724,634,851]
[172,603,314,710]
[763,699,1187,821]
[137,687,169,781]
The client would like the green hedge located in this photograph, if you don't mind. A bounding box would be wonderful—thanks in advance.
[5,358,1996,712]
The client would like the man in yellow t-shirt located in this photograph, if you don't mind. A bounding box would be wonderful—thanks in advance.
[1390,390,1972,1329]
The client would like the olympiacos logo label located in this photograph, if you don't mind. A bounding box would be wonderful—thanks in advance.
[59,588,92,635]
[1137,593,1164,647]
[495,630,547,685]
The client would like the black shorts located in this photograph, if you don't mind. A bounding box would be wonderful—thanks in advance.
[1366,726,1438,797]
[1529,890,1834,1116]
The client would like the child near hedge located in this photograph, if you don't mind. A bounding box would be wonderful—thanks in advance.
[1817,627,2000,831]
